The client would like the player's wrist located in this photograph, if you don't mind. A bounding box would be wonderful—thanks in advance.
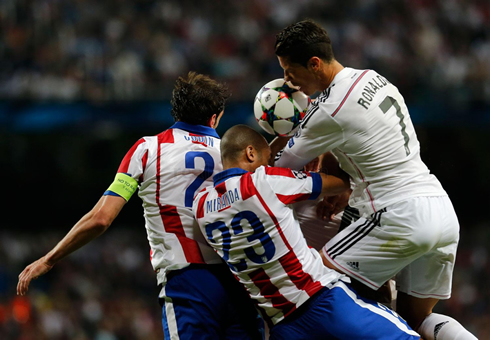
[43,255,56,268]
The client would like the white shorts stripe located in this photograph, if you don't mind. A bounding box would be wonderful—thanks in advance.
[161,286,180,340]
[335,281,420,337]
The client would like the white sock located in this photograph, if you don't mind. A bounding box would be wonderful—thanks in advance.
[418,313,478,340]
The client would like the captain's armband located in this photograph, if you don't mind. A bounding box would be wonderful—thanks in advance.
[106,173,138,201]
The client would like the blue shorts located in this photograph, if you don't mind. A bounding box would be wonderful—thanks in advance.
[160,264,264,340]
[270,280,420,340]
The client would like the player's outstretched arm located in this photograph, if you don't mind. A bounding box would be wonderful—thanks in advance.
[318,172,350,198]
[269,136,291,166]
[17,195,126,296]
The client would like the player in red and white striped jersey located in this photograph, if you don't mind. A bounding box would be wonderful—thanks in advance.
[271,20,476,340]
[17,72,263,340]
[193,125,421,340]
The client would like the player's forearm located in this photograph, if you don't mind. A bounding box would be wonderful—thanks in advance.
[44,212,108,265]
[269,136,291,165]
[319,173,350,197]
[44,196,122,265]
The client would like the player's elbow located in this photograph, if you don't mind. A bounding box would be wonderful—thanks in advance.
[90,211,114,233]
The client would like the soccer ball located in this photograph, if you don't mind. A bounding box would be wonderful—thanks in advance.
[253,79,310,137]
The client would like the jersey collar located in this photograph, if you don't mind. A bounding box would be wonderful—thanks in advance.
[213,168,248,186]
[322,67,354,96]
[171,121,220,139]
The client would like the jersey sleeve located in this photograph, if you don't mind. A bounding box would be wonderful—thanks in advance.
[275,104,344,170]
[262,166,322,205]
[104,138,149,201]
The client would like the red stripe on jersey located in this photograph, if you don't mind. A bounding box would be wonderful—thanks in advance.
[196,192,209,219]
[240,172,256,200]
[241,172,292,251]
[159,204,205,263]
[264,166,296,178]
[276,193,311,205]
[158,129,175,144]
[118,138,146,173]
[331,70,370,117]
[216,182,232,211]
[216,182,227,195]
[278,252,323,297]
[139,149,149,183]
[155,130,204,264]
[249,267,297,318]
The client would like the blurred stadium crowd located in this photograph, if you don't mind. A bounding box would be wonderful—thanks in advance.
[1,230,163,340]
[1,0,489,106]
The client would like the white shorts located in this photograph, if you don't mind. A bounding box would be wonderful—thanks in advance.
[322,196,459,299]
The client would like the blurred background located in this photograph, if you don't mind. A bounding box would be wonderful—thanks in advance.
[1,0,489,339]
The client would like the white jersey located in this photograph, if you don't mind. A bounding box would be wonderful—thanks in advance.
[192,166,344,325]
[275,67,446,216]
[111,122,223,286]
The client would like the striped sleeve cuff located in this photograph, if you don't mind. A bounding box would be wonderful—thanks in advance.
[309,172,322,200]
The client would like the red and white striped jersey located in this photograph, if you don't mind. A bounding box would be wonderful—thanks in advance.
[275,68,446,216]
[106,122,224,286]
[192,166,344,325]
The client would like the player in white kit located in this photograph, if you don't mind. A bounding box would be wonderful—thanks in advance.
[272,20,477,340]
[193,124,421,340]
[17,72,263,340]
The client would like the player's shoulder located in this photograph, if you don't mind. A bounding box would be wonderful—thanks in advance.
[192,185,214,209]
[322,68,395,117]
[324,68,374,102]
[300,68,368,126]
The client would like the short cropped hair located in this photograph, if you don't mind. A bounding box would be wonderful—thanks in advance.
[221,125,269,164]
[171,72,231,125]
[275,19,334,67]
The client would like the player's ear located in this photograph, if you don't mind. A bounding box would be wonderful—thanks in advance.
[211,111,224,128]
[209,114,217,128]
[307,57,321,72]
[245,145,257,163]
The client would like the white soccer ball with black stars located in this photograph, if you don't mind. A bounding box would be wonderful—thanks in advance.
[253,78,310,137]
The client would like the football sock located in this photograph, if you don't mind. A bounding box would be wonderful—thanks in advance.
[418,313,477,340]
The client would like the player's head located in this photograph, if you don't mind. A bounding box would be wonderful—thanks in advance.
[171,71,231,128]
[275,20,335,95]
[221,125,271,172]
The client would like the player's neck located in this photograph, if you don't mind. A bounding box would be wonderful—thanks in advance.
[320,60,344,89]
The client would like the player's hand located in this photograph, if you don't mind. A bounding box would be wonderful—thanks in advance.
[316,191,351,221]
[17,257,53,296]
[316,196,335,221]
[329,190,350,216]
[304,157,320,172]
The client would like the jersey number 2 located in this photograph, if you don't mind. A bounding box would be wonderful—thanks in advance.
[379,96,411,156]
[184,151,214,207]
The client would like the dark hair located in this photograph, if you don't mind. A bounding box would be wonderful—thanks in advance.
[221,125,269,164]
[275,19,334,67]
[171,72,231,125]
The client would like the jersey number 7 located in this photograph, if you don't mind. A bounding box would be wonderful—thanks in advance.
[379,96,411,156]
